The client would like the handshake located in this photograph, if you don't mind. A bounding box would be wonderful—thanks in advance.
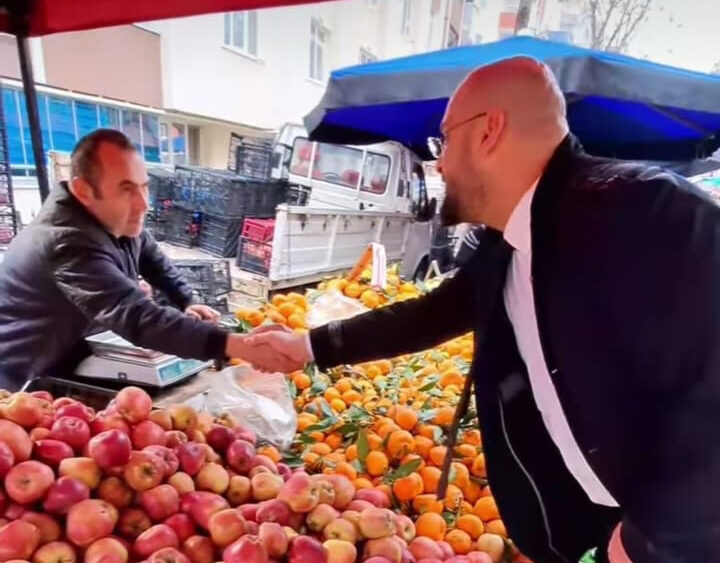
[224,324,313,373]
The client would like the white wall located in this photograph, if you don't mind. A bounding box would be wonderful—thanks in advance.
[144,0,450,132]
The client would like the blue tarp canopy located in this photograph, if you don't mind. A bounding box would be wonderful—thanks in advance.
[305,36,720,162]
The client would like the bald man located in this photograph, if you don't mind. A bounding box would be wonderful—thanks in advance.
[243,58,720,562]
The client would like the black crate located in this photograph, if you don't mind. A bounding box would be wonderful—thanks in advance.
[254,181,289,217]
[287,184,310,206]
[236,237,272,275]
[173,259,231,297]
[197,213,245,258]
[165,206,202,247]
[235,141,273,181]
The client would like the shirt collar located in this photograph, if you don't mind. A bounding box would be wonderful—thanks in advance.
[503,179,539,254]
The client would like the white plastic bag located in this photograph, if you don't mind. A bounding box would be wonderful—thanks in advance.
[306,289,369,328]
[203,365,297,450]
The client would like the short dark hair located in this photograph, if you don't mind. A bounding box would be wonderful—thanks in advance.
[71,129,137,195]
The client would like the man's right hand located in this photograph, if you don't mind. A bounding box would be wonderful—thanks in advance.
[225,324,311,373]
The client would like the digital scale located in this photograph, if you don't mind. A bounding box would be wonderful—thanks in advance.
[74,331,212,388]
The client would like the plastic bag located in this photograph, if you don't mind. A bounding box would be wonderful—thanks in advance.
[203,365,297,450]
[306,289,369,328]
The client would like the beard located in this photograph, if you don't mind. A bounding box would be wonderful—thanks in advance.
[440,192,461,226]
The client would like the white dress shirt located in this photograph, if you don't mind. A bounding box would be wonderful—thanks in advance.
[503,184,619,508]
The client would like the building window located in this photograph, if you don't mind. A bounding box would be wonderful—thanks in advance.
[359,48,377,64]
[310,17,328,81]
[401,0,412,34]
[224,11,258,55]
[1,87,161,176]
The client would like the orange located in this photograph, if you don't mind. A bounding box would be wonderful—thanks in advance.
[471,453,487,478]
[343,281,362,298]
[257,445,281,464]
[400,454,425,471]
[325,432,343,450]
[312,442,332,455]
[292,372,311,390]
[345,444,358,461]
[341,390,363,405]
[439,369,464,389]
[360,289,381,308]
[428,445,448,467]
[414,435,434,460]
[445,529,472,555]
[376,359,393,375]
[462,429,482,446]
[450,461,470,489]
[377,422,401,440]
[445,341,462,356]
[365,451,389,476]
[418,424,442,442]
[277,302,299,319]
[271,294,288,307]
[415,513,447,541]
[353,477,374,490]
[459,501,475,516]
[485,519,507,537]
[296,413,317,431]
[462,480,483,505]
[266,310,287,325]
[309,431,325,443]
[335,378,353,393]
[325,452,346,465]
[302,451,320,465]
[392,473,424,502]
[287,313,306,329]
[474,496,501,522]
[455,444,477,463]
[412,494,444,515]
[334,461,358,481]
[456,514,485,540]
[365,364,382,379]
[246,310,265,327]
[386,430,415,460]
[443,484,464,511]
[323,387,340,401]
[286,292,308,311]
[419,466,441,494]
[433,406,456,426]
[393,405,419,431]
[330,399,346,413]
[367,433,384,451]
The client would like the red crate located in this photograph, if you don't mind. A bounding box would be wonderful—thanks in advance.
[241,218,275,243]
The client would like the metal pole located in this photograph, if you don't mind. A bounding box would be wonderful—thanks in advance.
[11,4,51,201]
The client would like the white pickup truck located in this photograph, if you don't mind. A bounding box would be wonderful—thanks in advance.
[230,124,450,302]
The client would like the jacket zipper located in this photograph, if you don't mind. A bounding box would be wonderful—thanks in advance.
[497,395,570,563]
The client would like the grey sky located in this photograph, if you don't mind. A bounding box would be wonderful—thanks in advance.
[626,0,719,72]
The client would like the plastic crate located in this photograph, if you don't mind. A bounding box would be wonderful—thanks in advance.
[165,205,202,247]
[241,218,275,243]
[173,259,231,297]
[0,213,15,245]
[287,185,310,206]
[254,181,289,216]
[236,237,272,275]
[235,141,273,181]
[197,213,245,258]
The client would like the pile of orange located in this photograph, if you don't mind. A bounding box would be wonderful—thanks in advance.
[231,265,523,561]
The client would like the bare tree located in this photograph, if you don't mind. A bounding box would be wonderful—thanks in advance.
[513,0,653,55]
[588,0,652,52]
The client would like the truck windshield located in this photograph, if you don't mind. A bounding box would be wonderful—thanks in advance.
[290,137,390,194]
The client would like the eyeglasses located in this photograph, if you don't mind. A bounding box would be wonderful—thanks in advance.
[427,111,487,159]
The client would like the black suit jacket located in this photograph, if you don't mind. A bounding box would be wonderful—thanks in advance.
[311,136,720,562]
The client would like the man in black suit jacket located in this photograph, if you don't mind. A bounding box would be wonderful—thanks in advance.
[244,57,720,562]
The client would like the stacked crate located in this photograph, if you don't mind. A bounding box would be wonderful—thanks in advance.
[0,89,18,249]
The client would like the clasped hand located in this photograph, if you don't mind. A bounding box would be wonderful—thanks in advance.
[225,324,312,373]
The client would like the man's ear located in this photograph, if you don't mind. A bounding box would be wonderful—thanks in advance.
[69,177,94,207]
[480,108,506,156]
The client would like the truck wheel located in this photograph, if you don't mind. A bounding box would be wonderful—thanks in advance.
[413,257,429,283]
